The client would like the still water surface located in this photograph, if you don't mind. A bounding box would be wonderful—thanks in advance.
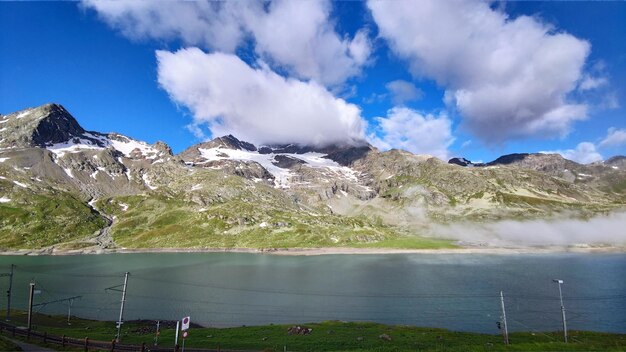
[0,253,624,333]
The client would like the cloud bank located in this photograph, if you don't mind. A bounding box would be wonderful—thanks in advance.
[431,212,626,247]
[369,107,454,160]
[156,48,366,147]
[83,0,370,86]
[368,0,591,144]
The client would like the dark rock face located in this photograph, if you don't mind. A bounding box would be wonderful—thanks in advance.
[448,157,485,167]
[272,155,306,168]
[448,157,472,167]
[323,145,373,166]
[258,144,313,154]
[31,104,88,147]
[203,159,275,182]
[487,153,531,165]
[215,135,257,151]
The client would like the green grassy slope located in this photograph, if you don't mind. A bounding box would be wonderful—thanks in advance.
[98,194,454,249]
[0,186,106,249]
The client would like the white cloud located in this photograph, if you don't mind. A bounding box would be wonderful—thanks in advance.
[600,127,626,148]
[367,0,590,144]
[156,48,366,147]
[385,80,423,105]
[81,1,245,52]
[243,0,371,86]
[578,75,608,91]
[369,107,454,160]
[544,142,603,164]
[83,0,370,86]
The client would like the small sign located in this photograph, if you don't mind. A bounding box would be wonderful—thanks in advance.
[33,290,42,295]
[181,316,190,331]
[182,331,189,339]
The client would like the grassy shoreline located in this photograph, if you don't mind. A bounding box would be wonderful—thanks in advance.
[1,244,625,256]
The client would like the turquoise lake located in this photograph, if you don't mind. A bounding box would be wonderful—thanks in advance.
[0,253,623,333]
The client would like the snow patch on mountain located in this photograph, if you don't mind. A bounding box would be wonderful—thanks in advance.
[13,181,28,188]
[142,173,158,190]
[197,147,358,188]
[47,132,163,160]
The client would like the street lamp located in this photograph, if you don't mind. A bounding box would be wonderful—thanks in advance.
[552,279,568,343]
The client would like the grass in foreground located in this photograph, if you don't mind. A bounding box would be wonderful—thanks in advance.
[2,311,624,352]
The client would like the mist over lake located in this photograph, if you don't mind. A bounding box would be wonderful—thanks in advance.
[1,253,624,334]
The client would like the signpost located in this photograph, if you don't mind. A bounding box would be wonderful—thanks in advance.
[181,316,190,352]
[181,316,190,331]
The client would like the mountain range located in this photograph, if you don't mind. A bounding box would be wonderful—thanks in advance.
[1,104,625,252]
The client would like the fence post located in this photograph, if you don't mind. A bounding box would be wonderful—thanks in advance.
[140,342,145,352]
[62,335,66,347]
[110,338,116,352]
[12,326,15,337]
[43,331,47,343]
[175,343,180,352]
[84,337,89,352]
[26,328,30,341]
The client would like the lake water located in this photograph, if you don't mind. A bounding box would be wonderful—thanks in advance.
[0,253,624,333]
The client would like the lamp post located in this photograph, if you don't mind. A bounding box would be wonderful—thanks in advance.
[552,279,567,343]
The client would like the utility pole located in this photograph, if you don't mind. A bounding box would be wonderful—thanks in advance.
[154,320,160,346]
[175,320,180,347]
[106,272,130,343]
[0,264,14,321]
[67,297,74,325]
[116,272,129,343]
[27,282,35,330]
[499,291,509,345]
[553,279,568,343]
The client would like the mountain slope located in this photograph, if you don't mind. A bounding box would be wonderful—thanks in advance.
[1,103,625,250]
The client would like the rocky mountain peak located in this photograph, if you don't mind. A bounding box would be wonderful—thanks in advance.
[212,135,257,151]
[153,141,174,156]
[1,103,92,149]
[605,155,626,167]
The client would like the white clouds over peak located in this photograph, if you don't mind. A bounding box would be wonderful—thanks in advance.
[368,0,591,144]
[369,107,454,160]
[83,0,371,86]
[156,48,366,147]
[544,142,603,165]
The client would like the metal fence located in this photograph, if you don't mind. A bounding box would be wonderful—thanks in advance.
[0,321,236,352]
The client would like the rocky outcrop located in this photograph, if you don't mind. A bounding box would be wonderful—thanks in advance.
[272,155,306,168]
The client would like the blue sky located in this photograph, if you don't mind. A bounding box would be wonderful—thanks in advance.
[1,1,625,163]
